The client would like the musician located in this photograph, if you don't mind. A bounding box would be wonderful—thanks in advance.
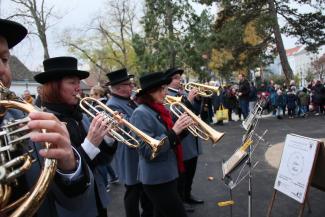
[238,73,251,119]
[130,72,193,217]
[0,19,94,217]
[34,56,113,217]
[90,85,109,104]
[106,68,153,217]
[165,68,204,207]
[90,85,119,191]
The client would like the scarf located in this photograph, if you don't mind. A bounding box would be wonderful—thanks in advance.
[42,102,86,147]
[147,102,185,173]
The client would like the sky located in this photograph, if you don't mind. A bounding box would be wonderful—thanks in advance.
[0,0,314,71]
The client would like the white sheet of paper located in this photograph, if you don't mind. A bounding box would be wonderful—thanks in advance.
[274,134,319,203]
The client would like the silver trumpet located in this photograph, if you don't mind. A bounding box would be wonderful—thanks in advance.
[79,97,166,159]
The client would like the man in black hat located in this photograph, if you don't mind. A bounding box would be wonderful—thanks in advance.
[106,68,153,217]
[165,67,204,210]
[0,19,92,217]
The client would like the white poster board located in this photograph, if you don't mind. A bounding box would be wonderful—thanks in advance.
[274,134,320,203]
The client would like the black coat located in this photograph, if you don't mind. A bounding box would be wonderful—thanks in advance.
[238,79,250,100]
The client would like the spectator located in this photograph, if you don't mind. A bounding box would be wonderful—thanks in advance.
[287,87,297,118]
[23,89,34,104]
[275,89,286,119]
[34,85,42,107]
[223,85,237,121]
[249,82,258,112]
[237,73,250,119]
[298,87,309,117]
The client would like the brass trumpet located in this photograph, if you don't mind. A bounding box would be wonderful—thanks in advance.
[165,95,182,104]
[168,99,224,144]
[79,97,166,159]
[0,82,57,217]
[184,82,220,97]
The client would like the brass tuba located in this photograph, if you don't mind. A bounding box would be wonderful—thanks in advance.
[167,97,224,145]
[0,82,57,217]
[184,82,220,97]
[79,97,166,159]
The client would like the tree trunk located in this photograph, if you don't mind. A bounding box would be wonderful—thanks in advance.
[165,0,176,68]
[40,33,50,59]
[268,0,293,84]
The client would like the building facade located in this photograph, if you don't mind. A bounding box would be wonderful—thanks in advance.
[268,46,317,86]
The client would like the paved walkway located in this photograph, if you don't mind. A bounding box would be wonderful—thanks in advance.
[107,115,325,217]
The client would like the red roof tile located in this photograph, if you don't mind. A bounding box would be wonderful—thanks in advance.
[286,46,302,57]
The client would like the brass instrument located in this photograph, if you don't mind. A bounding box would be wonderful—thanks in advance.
[168,100,224,144]
[165,95,182,104]
[184,82,220,97]
[79,97,166,159]
[242,100,264,131]
[0,82,57,217]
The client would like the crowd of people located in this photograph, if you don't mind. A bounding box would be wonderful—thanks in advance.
[197,78,325,124]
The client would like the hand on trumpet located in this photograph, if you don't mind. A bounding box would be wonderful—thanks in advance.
[86,113,112,146]
[172,113,194,135]
[187,88,199,103]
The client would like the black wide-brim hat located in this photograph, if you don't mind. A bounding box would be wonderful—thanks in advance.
[0,19,27,49]
[34,56,89,84]
[106,68,134,85]
[164,67,184,78]
[137,72,172,96]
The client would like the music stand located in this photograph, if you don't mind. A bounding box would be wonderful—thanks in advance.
[221,100,267,217]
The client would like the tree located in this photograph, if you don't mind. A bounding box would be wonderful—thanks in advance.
[134,0,198,72]
[134,0,216,81]
[61,0,138,81]
[200,0,325,83]
[7,0,59,59]
[207,5,274,81]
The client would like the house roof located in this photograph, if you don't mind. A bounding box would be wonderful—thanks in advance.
[286,46,302,57]
[9,55,38,81]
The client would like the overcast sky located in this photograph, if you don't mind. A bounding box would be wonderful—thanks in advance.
[1,0,311,71]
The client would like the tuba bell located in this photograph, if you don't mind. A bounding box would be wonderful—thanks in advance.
[79,97,166,159]
[0,82,57,217]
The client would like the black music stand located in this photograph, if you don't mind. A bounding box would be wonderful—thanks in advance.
[221,100,267,217]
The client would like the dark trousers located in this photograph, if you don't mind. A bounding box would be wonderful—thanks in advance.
[178,157,198,200]
[239,99,249,119]
[143,180,187,217]
[125,183,153,217]
[288,108,295,117]
[97,208,108,217]
[228,108,233,120]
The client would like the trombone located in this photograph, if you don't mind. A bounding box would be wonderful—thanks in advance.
[184,82,220,98]
[79,97,166,159]
[166,96,224,144]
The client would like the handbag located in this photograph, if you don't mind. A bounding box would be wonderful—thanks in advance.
[215,105,229,121]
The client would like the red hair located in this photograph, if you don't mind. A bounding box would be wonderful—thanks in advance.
[41,80,63,104]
